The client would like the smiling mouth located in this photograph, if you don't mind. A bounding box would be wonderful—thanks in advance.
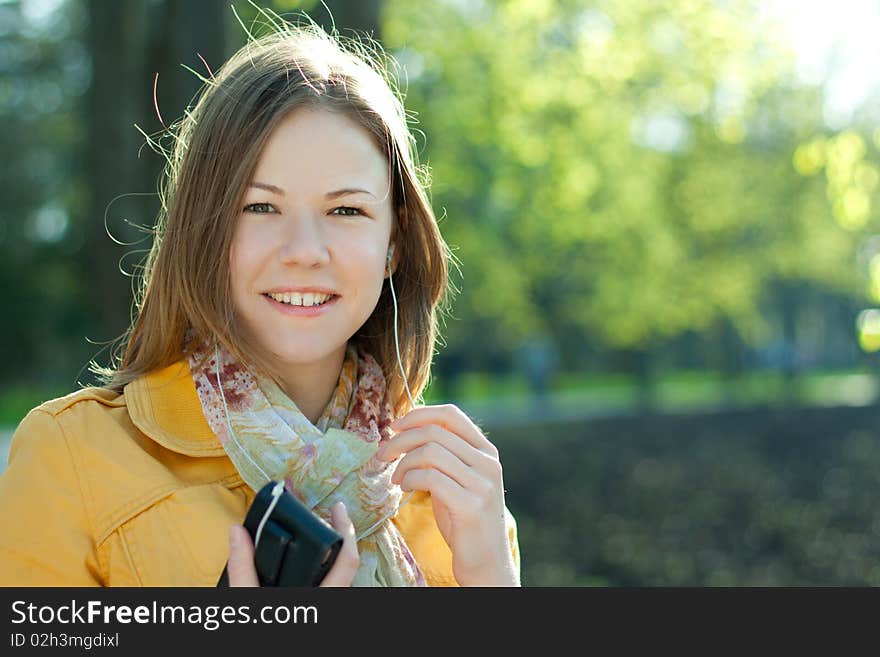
[262,292,339,307]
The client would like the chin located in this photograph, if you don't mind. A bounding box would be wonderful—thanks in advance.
[264,337,343,365]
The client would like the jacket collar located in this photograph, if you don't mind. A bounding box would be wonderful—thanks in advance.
[124,359,227,457]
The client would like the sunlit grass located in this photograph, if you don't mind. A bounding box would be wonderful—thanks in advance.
[423,367,879,418]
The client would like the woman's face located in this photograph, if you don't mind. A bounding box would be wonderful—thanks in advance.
[229,107,394,370]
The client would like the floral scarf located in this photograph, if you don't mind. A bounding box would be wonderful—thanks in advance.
[186,335,427,587]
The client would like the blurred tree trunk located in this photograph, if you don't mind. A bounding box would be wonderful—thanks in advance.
[146,0,230,133]
[84,0,228,375]
[308,0,383,38]
[85,0,149,355]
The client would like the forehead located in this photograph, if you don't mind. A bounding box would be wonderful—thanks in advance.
[251,108,390,192]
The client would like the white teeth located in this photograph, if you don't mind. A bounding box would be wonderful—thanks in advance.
[268,292,333,307]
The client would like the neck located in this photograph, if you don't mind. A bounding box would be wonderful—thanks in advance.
[273,345,348,425]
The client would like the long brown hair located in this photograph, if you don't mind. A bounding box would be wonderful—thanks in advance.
[92,15,455,417]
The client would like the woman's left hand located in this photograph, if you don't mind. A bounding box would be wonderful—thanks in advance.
[377,404,519,586]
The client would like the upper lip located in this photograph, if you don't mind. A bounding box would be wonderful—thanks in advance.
[264,287,339,296]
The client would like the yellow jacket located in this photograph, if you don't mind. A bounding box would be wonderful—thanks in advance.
[0,360,520,587]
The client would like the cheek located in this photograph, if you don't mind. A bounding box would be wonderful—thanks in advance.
[229,227,264,272]
[228,241,245,298]
[228,228,263,293]
[335,239,383,278]
[354,251,388,299]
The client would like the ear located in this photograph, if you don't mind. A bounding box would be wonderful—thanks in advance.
[386,215,401,277]
[385,243,397,278]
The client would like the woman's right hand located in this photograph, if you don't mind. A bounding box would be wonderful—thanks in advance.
[227,501,361,587]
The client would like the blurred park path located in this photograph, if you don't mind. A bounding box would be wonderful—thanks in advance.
[0,429,10,475]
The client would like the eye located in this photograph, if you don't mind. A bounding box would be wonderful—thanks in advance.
[243,203,275,214]
[331,206,366,217]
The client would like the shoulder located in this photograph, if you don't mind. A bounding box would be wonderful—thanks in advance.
[12,386,156,491]
[13,387,133,465]
[31,386,125,417]
[0,400,108,584]
[8,390,160,537]
[9,387,127,478]
[2,384,245,586]
[8,377,235,545]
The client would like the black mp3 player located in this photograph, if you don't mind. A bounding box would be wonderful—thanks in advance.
[216,481,344,587]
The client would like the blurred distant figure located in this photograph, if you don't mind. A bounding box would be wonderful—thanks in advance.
[519,333,559,412]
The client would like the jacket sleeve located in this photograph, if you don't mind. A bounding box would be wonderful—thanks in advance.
[0,409,103,585]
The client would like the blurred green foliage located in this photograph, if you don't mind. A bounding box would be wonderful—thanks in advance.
[382,0,873,369]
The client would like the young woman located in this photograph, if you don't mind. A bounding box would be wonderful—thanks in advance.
[0,18,520,587]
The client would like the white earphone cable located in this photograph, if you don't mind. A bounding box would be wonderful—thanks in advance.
[215,342,283,549]
[389,249,416,407]
[355,248,415,540]
[215,342,273,489]
[254,481,284,549]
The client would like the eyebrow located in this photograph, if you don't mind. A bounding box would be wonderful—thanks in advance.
[248,182,377,199]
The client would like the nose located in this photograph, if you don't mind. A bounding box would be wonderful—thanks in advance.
[277,212,330,267]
